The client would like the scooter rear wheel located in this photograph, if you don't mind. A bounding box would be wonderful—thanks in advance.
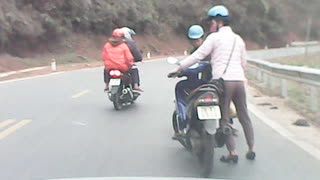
[113,93,123,110]
[200,134,214,178]
[172,111,191,150]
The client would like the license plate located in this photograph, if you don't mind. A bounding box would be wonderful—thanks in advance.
[197,106,221,120]
[109,79,121,86]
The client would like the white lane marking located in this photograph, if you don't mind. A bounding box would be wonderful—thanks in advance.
[142,56,186,63]
[0,72,65,84]
[18,67,46,73]
[72,90,90,99]
[0,67,47,77]
[0,66,103,85]
[0,119,16,129]
[248,103,320,161]
[72,121,87,126]
[0,120,32,140]
[142,58,166,63]
[0,71,18,78]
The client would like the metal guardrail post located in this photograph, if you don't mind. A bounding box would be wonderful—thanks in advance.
[248,57,320,112]
[263,72,268,84]
[281,79,288,98]
[269,75,277,90]
[310,86,318,112]
[257,69,262,82]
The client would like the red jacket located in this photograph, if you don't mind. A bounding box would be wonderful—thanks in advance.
[101,37,134,72]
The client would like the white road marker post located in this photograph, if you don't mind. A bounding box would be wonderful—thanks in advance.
[147,51,151,60]
[51,58,57,72]
[184,50,188,56]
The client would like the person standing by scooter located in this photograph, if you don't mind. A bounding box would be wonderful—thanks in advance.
[169,5,256,162]
[172,25,212,139]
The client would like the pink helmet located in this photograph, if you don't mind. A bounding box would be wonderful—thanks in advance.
[112,28,124,37]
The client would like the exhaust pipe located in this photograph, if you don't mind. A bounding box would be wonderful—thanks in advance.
[222,125,233,136]
[122,89,128,94]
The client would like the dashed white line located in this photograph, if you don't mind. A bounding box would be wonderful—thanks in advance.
[72,90,90,99]
[72,121,87,126]
[0,119,16,129]
[0,120,32,140]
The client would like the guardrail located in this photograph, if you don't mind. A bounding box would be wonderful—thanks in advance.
[247,58,320,113]
[291,41,319,47]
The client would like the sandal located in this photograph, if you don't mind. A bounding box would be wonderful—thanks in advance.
[220,154,238,163]
[133,87,144,93]
[246,151,256,160]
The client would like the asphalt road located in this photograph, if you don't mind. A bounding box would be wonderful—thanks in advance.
[0,48,320,180]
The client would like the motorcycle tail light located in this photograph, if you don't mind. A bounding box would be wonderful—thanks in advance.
[109,70,123,78]
[198,92,219,104]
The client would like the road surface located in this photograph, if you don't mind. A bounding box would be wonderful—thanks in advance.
[0,48,319,180]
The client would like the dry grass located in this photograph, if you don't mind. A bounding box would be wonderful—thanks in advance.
[268,52,320,69]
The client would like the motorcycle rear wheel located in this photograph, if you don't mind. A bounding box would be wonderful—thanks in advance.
[113,93,123,110]
[172,111,191,150]
[200,134,214,178]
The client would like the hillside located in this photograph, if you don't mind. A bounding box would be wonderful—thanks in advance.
[0,0,319,58]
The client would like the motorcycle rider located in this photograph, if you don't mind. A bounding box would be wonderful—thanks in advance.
[188,25,206,54]
[102,28,135,91]
[169,5,256,162]
[121,27,143,61]
[121,27,143,92]
[188,25,212,80]
[172,25,211,140]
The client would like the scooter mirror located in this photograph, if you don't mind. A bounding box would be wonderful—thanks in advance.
[167,57,179,65]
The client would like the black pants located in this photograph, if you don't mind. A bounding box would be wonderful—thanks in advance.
[104,67,140,85]
[221,81,254,151]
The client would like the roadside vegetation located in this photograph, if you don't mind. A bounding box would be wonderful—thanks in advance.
[268,52,320,69]
[0,0,319,57]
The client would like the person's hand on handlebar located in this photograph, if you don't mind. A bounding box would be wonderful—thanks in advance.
[168,66,183,78]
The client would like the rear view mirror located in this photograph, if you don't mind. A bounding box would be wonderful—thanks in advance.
[167,57,179,65]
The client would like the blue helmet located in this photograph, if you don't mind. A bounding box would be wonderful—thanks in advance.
[208,5,229,17]
[188,25,204,40]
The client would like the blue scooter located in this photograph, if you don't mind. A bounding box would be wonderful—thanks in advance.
[167,57,235,177]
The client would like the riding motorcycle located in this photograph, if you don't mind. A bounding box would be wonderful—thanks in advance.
[108,69,141,110]
[167,57,237,177]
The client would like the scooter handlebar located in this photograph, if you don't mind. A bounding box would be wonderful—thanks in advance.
[167,72,180,78]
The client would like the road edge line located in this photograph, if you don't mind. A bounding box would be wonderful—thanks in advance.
[0,72,65,84]
[248,103,320,161]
